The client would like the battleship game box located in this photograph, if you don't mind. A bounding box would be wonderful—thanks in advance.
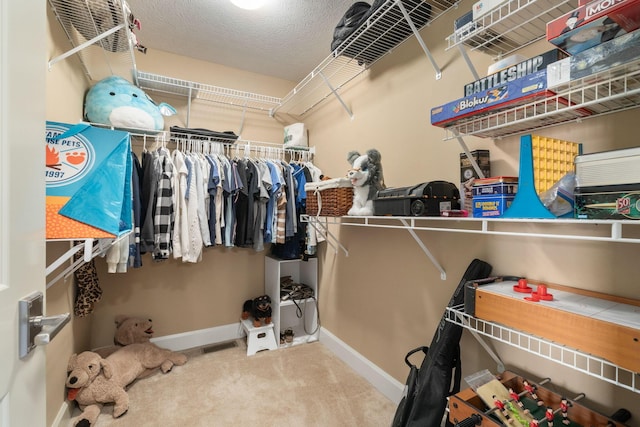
[464,49,566,97]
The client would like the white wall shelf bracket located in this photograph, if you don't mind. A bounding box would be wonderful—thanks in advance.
[46,234,130,289]
[446,305,640,394]
[48,24,125,70]
[453,130,486,179]
[395,0,441,80]
[456,45,479,81]
[399,218,446,280]
[319,71,354,120]
[305,216,349,257]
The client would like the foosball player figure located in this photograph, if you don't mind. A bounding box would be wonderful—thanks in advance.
[560,397,572,425]
[545,406,555,427]
[509,387,530,414]
[530,420,540,427]
[493,395,514,423]
[523,379,544,406]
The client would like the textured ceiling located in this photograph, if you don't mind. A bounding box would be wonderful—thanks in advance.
[127,0,359,82]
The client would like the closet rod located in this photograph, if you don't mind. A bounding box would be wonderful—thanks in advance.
[130,133,316,162]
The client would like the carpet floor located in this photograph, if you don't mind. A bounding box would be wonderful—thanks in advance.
[72,339,397,427]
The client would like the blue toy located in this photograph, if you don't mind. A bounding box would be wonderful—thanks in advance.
[84,76,176,131]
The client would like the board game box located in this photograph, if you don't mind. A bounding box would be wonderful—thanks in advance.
[547,28,640,88]
[547,0,640,55]
[432,69,549,127]
[464,49,566,96]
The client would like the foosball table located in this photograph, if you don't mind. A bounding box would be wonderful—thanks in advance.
[448,371,629,427]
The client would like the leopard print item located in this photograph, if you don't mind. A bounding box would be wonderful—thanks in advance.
[73,244,102,317]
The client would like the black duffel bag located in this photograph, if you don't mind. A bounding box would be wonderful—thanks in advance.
[392,258,493,427]
[330,2,371,52]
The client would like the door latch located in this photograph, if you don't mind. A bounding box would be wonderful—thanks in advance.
[19,291,70,358]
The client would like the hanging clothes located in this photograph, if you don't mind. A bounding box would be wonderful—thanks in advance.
[130,138,319,264]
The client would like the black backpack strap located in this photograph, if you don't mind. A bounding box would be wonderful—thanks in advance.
[404,346,429,368]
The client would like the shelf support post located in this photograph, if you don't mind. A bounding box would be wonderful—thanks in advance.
[318,71,354,120]
[453,130,486,179]
[48,24,126,69]
[456,45,480,81]
[186,86,193,127]
[395,0,442,80]
[399,218,446,280]
[306,217,349,257]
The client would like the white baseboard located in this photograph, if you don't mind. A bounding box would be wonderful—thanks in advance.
[150,322,245,351]
[319,327,404,405]
[52,400,71,427]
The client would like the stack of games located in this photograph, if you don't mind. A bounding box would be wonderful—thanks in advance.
[471,176,518,218]
[546,0,640,56]
[460,150,491,213]
[430,50,584,128]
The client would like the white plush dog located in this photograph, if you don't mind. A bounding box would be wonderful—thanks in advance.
[347,149,385,216]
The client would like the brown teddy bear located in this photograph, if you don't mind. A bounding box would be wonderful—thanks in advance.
[67,343,188,426]
[93,315,154,358]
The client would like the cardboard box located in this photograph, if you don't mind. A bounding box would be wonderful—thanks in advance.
[46,121,132,239]
[472,176,518,197]
[547,0,640,55]
[546,29,640,88]
[575,184,640,219]
[472,0,509,21]
[454,10,480,40]
[460,150,491,213]
[465,49,566,96]
[472,194,514,217]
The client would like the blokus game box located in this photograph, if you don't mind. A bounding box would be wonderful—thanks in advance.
[431,69,550,128]
[547,0,640,55]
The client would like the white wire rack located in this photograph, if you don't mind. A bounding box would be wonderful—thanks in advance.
[47,0,138,83]
[446,0,575,59]
[446,304,640,394]
[442,58,640,140]
[136,71,282,113]
[273,0,458,117]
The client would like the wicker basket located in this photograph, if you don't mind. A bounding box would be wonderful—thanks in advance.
[305,178,353,217]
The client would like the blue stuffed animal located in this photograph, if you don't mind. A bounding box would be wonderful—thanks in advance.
[84,76,176,131]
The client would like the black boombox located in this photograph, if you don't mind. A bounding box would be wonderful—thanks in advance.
[373,181,460,216]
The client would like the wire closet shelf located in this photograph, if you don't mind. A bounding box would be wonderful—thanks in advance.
[446,304,640,394]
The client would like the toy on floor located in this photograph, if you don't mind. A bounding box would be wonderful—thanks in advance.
[242,295,273,327]
[67,343,188,427]
[66,351,130,426]
[93,315,154,358]
[84,75,176,131]
[346,149,385,216]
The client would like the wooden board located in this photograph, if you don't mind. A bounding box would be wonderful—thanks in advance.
[474,280,640,373]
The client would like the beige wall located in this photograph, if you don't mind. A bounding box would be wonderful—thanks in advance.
[45,5,93,426]
[45,0,640,425]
